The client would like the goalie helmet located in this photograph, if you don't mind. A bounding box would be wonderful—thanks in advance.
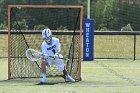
[42,28,52,44]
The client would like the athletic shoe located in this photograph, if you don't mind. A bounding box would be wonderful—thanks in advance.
[65,75,75,82]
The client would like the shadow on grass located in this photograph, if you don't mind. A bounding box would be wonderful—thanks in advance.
[0,79,76,86]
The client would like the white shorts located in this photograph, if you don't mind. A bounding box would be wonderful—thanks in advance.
[44,57,65,71]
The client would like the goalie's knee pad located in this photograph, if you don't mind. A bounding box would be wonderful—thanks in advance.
[55,59,65,71]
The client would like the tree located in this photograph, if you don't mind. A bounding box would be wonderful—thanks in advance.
[0,0,7,29]
[95,0,106,30]
[95,0,119,30]
[102,0,119,30]
[1,0,86,30]
[117,3,140,31]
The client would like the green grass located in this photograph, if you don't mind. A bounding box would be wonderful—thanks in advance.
[0,59,140,93]
[94,35,140,58]
[0,34,140,93]
[0,35,8,57]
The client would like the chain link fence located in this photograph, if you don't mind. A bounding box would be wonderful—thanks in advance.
[0,31,8,58]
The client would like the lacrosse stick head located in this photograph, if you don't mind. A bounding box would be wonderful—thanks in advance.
[26,49,42,62]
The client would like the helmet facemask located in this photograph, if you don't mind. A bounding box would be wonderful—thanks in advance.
[42,28,52,45]
[44,36,52,44]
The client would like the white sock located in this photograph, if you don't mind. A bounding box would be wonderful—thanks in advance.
[42,73,46,80]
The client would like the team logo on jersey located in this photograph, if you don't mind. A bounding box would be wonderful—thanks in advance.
[47,45,56,50]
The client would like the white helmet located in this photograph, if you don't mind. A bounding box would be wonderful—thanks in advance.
[42,28,52,44]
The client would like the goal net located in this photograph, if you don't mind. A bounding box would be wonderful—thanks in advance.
[8,5,83,81]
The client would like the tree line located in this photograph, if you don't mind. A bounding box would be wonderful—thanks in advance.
[0,0,140,31]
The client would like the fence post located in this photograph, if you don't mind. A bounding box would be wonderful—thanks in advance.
[134,34,136,61]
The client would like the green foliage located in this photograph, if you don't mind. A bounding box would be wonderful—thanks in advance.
[1,0,140,31]
[57,25,68,30]
[117,3,140,31]
[95,0,119,30]
[98,26,108,31]
[33,24,46,30]
[12,19,28,30]
[102,0,119,30]
[90,0,95,18]
[0,23,7,30]
[95,0,105,29]
[97,23,108,31]
[94,0,140,31]
[0,1,7,27]
[121,24,133,31]
[77,0,87,18]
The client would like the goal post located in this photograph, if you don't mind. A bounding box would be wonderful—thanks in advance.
[8,5,83,81]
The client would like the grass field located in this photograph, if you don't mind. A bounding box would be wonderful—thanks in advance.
[0,59,140,93]
[0,34,140,93]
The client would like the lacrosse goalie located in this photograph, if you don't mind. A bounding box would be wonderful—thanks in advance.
[40,28,75,84]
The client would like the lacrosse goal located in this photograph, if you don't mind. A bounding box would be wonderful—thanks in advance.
[8,5,83,81]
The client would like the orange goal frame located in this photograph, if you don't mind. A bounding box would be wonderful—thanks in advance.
[8,5,83,80]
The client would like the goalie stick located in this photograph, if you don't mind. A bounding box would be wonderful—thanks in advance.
[25,48,68,62]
